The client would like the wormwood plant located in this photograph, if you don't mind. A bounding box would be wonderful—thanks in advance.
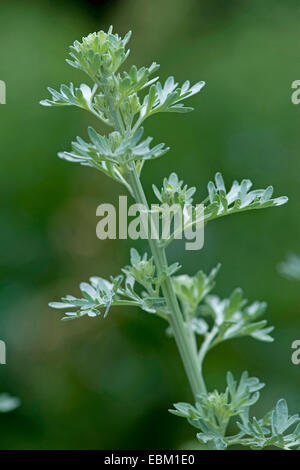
[41,27,300,450]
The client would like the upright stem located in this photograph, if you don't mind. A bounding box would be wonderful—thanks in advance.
[198,326,218,373]
[126,164,206,398]
[105,90,207,398]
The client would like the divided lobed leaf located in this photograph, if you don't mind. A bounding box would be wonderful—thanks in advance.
[204,173,288,222]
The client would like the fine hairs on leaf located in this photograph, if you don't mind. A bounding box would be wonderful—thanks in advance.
[41,27,295,450]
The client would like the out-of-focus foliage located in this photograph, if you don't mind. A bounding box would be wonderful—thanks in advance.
[0,0,300,450]
[0,394,20,413]
[278,253,300,281]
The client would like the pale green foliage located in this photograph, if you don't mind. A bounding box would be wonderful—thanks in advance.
[0,393,20,413]
[204,173,287,221]
[151,172,287,247]
[237,398,300,450]
[41,27,204,192]
[278,253,300,281]
[152,171,288,222]
[173,265,220,316]
[66,28,132,77]
[170,372,264,449]
[42,27,293,451]
[170,373,300,450]
[50,248,170,321]
[58,127,169,195]
[200,288,274,343]
[153,173,196,208]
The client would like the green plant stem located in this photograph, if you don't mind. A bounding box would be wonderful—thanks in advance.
[105,89,206,398]
[198,325,218,372]
[126,163,206,397]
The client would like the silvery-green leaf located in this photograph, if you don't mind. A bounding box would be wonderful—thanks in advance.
[204,173,288,223]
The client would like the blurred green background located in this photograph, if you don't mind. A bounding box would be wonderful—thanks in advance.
[0,0,300,449]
